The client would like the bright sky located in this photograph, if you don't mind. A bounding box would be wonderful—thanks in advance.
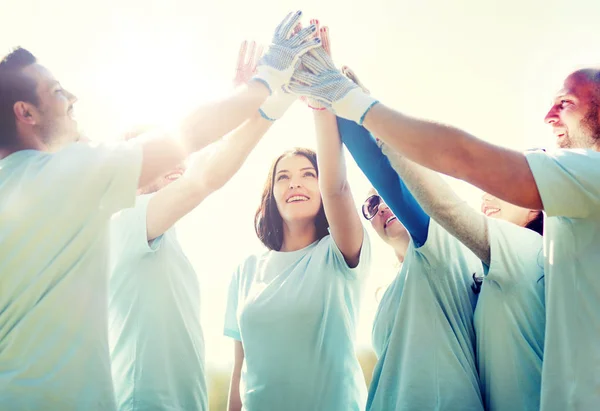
[2,0,599,369]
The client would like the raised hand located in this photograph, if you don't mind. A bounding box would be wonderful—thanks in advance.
[341,66,370,95]
[234,40,264,88]
[253,11,321,94]
[300,20,330,111]
[287,37,378,125]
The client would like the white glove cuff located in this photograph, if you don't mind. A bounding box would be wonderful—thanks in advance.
[331,88,379,125]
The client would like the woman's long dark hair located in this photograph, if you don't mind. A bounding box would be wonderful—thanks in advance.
[254,148,329,251]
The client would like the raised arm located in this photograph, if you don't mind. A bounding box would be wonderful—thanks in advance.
[146,112,274,240]
[381,142,491,264]
[288,53,542,210]
[362,105,542,210]
[337,117,430,247]
[134,11,320,190]
[313,108,364,267]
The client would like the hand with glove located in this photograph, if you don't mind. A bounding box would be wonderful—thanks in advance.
[234,39,297,121]
[287,32,379,125]
[252,10,321,95]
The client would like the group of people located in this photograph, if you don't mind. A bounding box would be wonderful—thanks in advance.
[0,10,598,411]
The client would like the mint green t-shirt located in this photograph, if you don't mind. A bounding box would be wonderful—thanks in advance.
[109,194,208,411]
[224,232,371,411]
[368,219,483,411]
[0,143,142,410]
[475,218,545,411]
[526,148,600,411]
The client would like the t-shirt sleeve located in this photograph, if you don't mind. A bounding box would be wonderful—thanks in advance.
[328,226,372,281]
[48,142,142,216]
[416,218,457,265]
[485,218,544,289]
[224,268,242,341]
[525,149,600,219]
[111,194,164,260]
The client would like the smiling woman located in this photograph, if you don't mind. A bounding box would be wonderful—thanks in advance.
[256,148,329,251]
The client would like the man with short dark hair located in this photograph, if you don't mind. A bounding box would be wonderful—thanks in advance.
[0,11,318,410]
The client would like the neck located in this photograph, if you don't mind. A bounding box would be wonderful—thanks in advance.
[0,132,47,160]
[280,220,318,252]
[390,237,409,263]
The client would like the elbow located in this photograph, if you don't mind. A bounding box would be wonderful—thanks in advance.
[321,179,352,199]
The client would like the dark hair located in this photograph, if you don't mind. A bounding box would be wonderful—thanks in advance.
[525,210,544,236]
[254,147,329,251]
[0,47,39,146]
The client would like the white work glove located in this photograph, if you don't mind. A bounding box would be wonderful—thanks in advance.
[252,10,321,94]
[233,39,297,121]
[288,48,379,125]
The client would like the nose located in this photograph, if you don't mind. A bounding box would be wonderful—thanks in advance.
[544,106,558,125]
[378,202,390,214]
[481,192,496,203]
[289,181,301,189]
[65,88,78,105]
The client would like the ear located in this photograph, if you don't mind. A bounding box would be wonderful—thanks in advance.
[13,101,38,125]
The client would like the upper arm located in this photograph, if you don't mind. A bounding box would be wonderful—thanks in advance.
[382,147,491,264]
[459,141,543,210]
[313,111,365,268]
[111,195,164,257]
[132,130,189,190]
[337,117,430,246]
[145,175,209,241]
[50,142,142,215]
[362,104,543,210]
[526,149,600,218]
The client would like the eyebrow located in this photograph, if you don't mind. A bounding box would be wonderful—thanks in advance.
[276,167,316,175]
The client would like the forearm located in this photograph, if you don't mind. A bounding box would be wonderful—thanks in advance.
[337,117,429,246]
[363,103,542,209]
[313,110,349,196]
[180,80,270,154]
[228,341,244,411]
[382,143,491,264]
[197,113,272,194]
[313,110,363,267]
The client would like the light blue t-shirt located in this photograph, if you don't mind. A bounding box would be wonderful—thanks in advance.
[224,232,371,411]
[526,149,600,411]
[109,194,208,411]
[0,143,142,410]
[368,219,484,411]
[475,218,545,411]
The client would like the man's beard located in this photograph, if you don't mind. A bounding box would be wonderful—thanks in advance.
[561,101,600,149]
[582,99,600,144]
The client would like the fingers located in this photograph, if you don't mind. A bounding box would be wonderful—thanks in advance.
[288,24,318,47]
[246,41,256,66]
[291,69,319,86]
[309,47,333,69]
[252,44,264,72]
[320,26,331,57]
[236,40,248,73]
[342,65,370,94]
[309,19,321,41]
[292,22,303,37]
[277,10,303,40]
[302,53,323,75]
